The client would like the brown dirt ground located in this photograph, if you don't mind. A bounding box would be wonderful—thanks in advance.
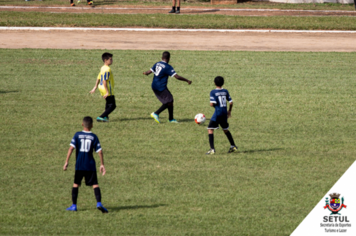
[1,30,356,52]
[1,5,356,16]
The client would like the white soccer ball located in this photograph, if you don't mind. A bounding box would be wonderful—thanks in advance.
[195,113,206,125]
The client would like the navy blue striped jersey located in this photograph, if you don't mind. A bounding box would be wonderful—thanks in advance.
[70,131,102,171]
[209,88,233,121]
[150,61,176,91]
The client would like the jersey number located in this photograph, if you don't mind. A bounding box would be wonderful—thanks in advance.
[154,66,162,76]
[218,96,227,107]
[80,139,91,152]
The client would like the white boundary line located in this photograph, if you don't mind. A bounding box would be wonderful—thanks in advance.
[1,5,356,13]
[1,26,356,33]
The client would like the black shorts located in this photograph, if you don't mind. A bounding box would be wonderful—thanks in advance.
[207,117,229,130]
[153,89,174,104]
[74,170,98,186]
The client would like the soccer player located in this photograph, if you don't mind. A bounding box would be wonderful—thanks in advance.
[89,52,116,122]
[63,116,108,213]
[143,51,192,124]
[206,76,238,155]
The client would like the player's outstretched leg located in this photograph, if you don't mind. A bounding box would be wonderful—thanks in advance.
[151,112,161,123]
[151,104,168,123]
[206,130,216,155]
[224,130,238,153]
[94,187,108,213]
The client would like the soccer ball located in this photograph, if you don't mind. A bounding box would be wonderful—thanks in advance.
[195,113,206,125]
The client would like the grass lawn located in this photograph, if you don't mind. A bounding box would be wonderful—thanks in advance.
[0,49,356,235]
[0,0,355,11]
[1,11,356,30]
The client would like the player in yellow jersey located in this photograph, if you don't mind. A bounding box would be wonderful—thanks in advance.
[89,52,116,122]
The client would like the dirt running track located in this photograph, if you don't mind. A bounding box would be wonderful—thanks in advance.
[1,30,356,52]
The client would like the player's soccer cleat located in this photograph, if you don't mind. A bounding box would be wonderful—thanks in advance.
[96,117,109,122]
[168,9,176,13]
[77,0,81,3]
[97,202,108,213]
[169,119,179,123]
[70,3,75,6]
[150,112,160,123]
[175,9,180,14]
[66,204,77,211]
[206,149,215,155]
[88,1,93,5]
[228,146,238,153]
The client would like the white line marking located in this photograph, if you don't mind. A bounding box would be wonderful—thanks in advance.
[1,26,356,33]
[1,5,356,13]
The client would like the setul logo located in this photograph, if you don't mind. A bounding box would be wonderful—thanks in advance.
[324,193,347,215]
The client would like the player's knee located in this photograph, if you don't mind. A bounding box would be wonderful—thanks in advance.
[73,183,79,188]
[92,184,99,189]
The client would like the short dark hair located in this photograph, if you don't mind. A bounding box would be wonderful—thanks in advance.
[162,51,170,60]
[102,52,113,62]
[214,76,224,87]
[83,116,93,128]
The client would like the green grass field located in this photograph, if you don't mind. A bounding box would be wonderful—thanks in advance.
[1,49,356,235]
[1,11,356,30]
[1,0,355,11]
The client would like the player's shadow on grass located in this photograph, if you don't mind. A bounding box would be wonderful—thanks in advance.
[238,148,283,154]
[111,117,153,122]
[108,204,167,212]
[188,9,220,14]
[0,90,19,94]
[179,118,211,123]
[94,0,120,6]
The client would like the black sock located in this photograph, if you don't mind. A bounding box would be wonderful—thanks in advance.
[224,131,236,146]
[177,7,180,11]
[168,105,174,120]
[172,6,176,11]
[209,134,214,150]
[72,187,78,205]
[70,0,73,3]
[94,187,101,203]
[155,104,168,115]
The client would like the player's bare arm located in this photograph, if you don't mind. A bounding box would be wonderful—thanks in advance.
[174,74,192,85]
[102,79,109,99]
[63,146,74,171]
[143,70,152,76]
[98,150,106,176]
[228,102,233,118]
[90,79,100,94]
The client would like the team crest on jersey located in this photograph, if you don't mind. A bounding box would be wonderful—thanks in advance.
[324,193,346,215]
